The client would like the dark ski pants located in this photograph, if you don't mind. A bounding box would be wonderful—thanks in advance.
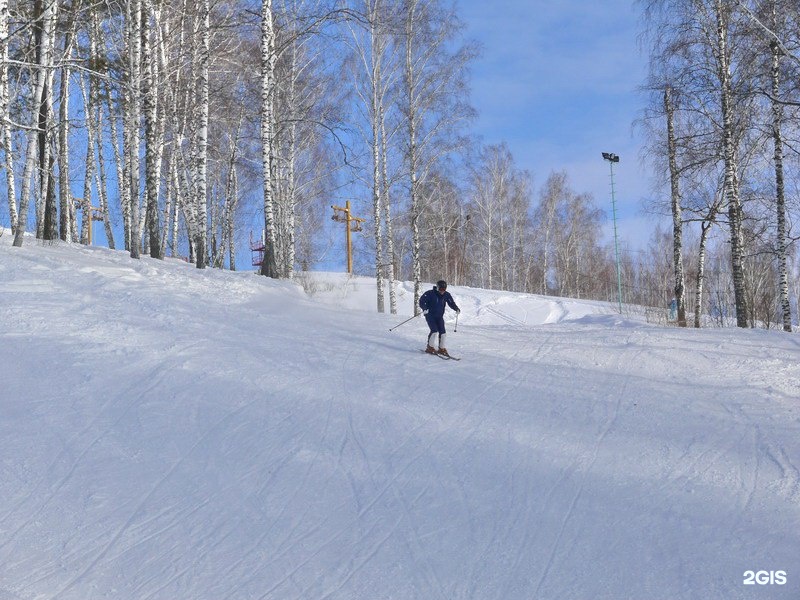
[425,315,446,335]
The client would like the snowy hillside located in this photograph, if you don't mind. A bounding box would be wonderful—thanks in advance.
[1,235,799,600]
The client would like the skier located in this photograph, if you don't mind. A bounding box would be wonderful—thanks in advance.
[419,280,460,357]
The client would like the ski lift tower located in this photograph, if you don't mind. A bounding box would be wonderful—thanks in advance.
[72,198,102,245]
[331,200,365,274]
[250,231,266,268]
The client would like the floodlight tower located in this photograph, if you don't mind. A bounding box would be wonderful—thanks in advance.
[602,152,623,314]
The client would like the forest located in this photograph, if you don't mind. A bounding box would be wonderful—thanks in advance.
[1,0,798,329]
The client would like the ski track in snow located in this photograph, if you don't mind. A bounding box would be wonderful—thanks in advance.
[1,239,799,599]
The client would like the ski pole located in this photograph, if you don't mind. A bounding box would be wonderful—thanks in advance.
[454,311,459,332]
[389,312,420,332]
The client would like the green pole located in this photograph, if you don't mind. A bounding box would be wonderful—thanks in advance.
[608,159,623,314]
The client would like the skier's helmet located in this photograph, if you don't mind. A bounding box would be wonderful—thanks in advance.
[436,280,447,290]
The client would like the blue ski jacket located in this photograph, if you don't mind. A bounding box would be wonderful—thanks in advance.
[419,286,459,319]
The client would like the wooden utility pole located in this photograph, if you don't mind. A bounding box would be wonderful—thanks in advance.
[331,200,365,273]
[74,198,102,245]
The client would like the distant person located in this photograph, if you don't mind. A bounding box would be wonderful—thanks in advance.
[419,280,460,357]
[669,297,677,321]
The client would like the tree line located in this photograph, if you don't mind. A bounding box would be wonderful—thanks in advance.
[1,0,798,329]
[640,0,800,330]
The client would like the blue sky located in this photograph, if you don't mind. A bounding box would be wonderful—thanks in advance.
[458,0,663,249]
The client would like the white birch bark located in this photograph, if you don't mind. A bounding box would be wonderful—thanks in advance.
[770,34,791,332]
[285,123,297,279]
[94,114,115,249]
[541,187,557,296]
[13,0,56,247]
[0,0,16,233]
[193,0,210,268]
[58,10,77,242]
[770,2,792,333]
[125,0,143,258]
[370,3,385,311]
[228,166,238,271]
[86,13,114,250]
[80,73,96,245]
[166,1,191,258]
[102,73,127,250]
[282,34,299,280]
[715,0,748,327]
[142,0,162,258]
[259,0,279,278]
[380,106,397,314]
[405,0,422,310]
[39,1,58,241]
[160,155,173,256]
[170,157,182,257]
[664,86,687,326]
[694,217,716,328]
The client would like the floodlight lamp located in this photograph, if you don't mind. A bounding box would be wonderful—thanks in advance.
[602,152,620,163]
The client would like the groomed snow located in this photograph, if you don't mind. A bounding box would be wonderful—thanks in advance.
[1,235,798,599]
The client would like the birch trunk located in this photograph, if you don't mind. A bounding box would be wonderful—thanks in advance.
[716,0,748,327]
[0,0,17,233]
[102,72,127,250]
[80,74,96,245]
[166,4,191,258]
[40,0,58,241]
[695,219,714,328]
[664,86,686,326]
[58,11,77,242]
[228,167,238,271]
[285,123,296,279]
[380,106,397,314]
[405,1,421,310]
[170,157,182,257]
[283,46,297,279]
[13,0,56,247]
[259,0,280,278]
[125,0,143,258]
[160,154,173,256]
[770,36,792,332]
[142,0,162,258]
[88,14,115,250]
[193,0,210,268]
[95,114,115,249]
[371,9,385,312]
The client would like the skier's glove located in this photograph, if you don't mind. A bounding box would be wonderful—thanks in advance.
[456,309,461,314]
[423,309,429,315]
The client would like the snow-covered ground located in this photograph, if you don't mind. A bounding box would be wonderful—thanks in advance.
[1,235,798,600]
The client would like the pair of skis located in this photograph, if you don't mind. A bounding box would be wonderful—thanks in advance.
[420,349,461,361]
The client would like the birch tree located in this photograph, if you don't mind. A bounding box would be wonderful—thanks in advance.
[89,11,115,249]
[534,172,563,295]
[192,0,210,268]
[57,3,78,242]
[0,0,17,233]
[259,0,280,277]
[401,0,475,311]
[465,144,535,292]
[760,0,795,332]
[642,0,757,327]
[345,0,399,311]
[123,0,143,257]
[13,0,57,247]
[714,0,749,327]
[769,38,792,331]
[664,86,687,326]
[142,0,163,258]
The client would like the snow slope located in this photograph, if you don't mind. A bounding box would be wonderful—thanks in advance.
[1,236,799,600]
